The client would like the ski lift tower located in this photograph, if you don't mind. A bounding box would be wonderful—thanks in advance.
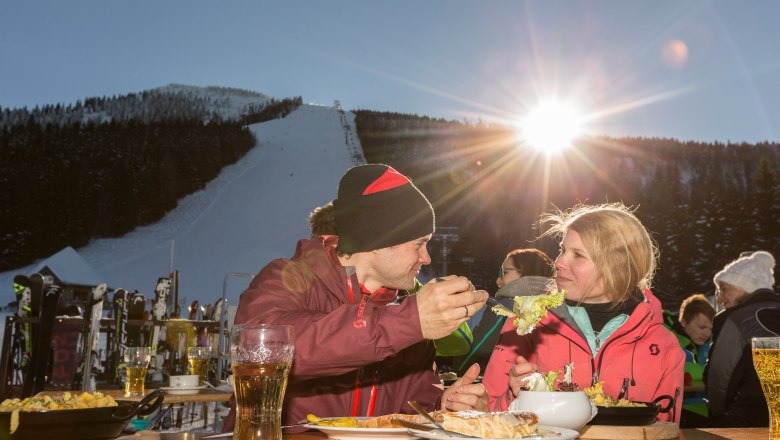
[432,227,459,276]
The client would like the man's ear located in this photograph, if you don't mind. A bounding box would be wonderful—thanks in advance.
[680,318,688,327]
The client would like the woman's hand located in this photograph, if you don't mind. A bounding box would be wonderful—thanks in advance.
[507,356,538,397]
[441,363,488,412]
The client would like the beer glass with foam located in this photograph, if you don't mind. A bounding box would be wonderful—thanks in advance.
[187,346,212,385]
[230,324,295,440]
[124,347,152,397]
[753,337,780,438]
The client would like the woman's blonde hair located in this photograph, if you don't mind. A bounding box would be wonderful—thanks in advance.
[539,203,658,304]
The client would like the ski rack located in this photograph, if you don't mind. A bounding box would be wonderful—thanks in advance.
[0,315,226,400]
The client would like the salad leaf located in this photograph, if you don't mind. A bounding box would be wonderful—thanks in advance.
[492,290,565,335]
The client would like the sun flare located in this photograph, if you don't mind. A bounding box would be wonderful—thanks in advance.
[519,101,584,153]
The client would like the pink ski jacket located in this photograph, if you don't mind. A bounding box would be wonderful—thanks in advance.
[483,289,685,423]
[225,236,442,428]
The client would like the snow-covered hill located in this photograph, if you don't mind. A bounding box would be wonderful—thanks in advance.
[1,100,364,307]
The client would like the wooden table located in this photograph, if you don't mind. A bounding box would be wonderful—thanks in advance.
[98,388,232,404]
[116,427,770,440]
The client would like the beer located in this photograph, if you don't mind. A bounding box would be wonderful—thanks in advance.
[232,363,291,440]
[125,366,147,396]
[124,346,151,397]
[753,347,780,437]
[188,357,209,385]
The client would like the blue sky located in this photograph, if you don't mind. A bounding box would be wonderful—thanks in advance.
[3,0,780,143]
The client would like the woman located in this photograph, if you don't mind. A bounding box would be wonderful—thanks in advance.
[706,250,778,427]
[455,248,553,375]
[662,294,714,424]
[482,203,685,423]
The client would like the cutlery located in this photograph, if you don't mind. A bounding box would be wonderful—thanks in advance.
[407,401,446,430]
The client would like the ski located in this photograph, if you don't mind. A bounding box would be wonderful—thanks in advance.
[111,288,129,385]
[149,277,170,382]
[21,273,45,397]
[24,283,62,396]
[127,291,146,347]
[81,283,107,391]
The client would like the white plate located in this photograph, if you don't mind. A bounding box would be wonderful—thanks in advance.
[304,421,417,440]
[407,425,580,440]
[160,385,208,395]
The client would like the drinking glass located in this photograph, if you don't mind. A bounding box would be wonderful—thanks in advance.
[187,346,212,385]
[230,324,295,440]
[753,337,780,439]
[124,347,152,397]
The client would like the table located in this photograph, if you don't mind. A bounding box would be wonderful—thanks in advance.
[98,388,232,404]
[115,427,770,440]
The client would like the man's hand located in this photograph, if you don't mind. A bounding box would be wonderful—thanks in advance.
[416,276,487,340]
[441,363,488,412]
[507,356,538,397]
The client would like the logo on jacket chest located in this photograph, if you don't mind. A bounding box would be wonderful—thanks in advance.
[648,344,660,356]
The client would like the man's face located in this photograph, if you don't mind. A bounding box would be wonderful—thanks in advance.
[371,234,432,291]
[681,313,713,346]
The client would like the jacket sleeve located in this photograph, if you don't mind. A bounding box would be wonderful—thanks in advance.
[235,259,425,381]
[656,337,686,423]
[705,318,744,415]
[482,318,535,411]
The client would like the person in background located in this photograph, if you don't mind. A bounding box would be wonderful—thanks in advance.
[482,203,685,423]
[662,293,714,426]
[308,200,474,359]
[454,248,554,376]
[705,250,779,427]
[224,164,488,431]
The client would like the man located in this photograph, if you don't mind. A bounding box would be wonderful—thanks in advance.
[224,164,488,429]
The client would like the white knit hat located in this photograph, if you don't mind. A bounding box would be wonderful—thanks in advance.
[714,251,776,293]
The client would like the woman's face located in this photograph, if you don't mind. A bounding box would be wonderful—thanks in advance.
[715,281,750,309]
[554,229,607,303]
[497,257,522,288]
[681,313,713,346]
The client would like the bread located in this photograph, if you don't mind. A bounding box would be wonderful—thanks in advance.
[358,413,432,428]
[439,411,539,438]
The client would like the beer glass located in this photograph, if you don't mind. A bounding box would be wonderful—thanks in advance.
[753,337,780,439]
[124,347,152,397]
[230,324,295,440]
[187,346,212,385]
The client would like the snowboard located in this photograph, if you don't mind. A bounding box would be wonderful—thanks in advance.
[50,302,83,390]
[12,275,32,371]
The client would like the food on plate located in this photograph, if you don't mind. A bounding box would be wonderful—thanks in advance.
[359,412,437,428]
[306,413,359,427]
[439,410,539,438]
[584,382,644,407]
[0,391,118,434]
[492,290,565,335]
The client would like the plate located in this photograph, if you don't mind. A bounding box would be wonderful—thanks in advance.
[304,421,417,440]
[407,425,579,440]
[160,385,208,395]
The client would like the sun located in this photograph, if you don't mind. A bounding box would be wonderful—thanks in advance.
[519,100,584,153]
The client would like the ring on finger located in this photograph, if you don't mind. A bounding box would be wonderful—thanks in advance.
[463,305,469,318]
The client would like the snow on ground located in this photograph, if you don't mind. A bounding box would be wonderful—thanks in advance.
[0,103,363,309]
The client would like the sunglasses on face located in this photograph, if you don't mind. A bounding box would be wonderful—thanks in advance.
[499,267,522,278]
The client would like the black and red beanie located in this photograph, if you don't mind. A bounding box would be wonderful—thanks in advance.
[334,164,435,254]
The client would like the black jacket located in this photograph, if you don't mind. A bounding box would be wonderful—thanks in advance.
[705,288,780,427]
